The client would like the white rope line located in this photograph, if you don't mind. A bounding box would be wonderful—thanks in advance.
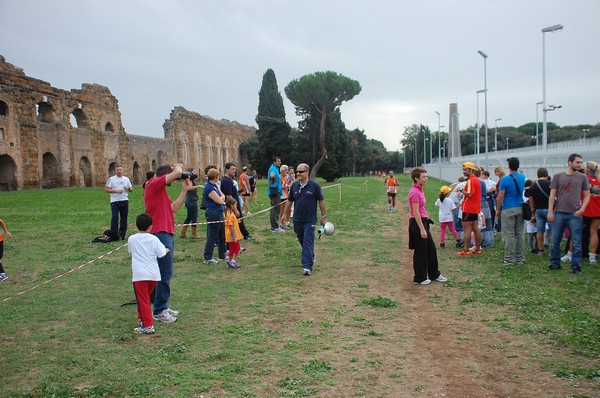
[1,243,128,303]
[2,185,343,303]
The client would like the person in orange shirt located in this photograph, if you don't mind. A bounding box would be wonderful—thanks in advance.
[225,197,242,269]
[384,171,400,212]
[458,162,482,256]
[239,166,252,216]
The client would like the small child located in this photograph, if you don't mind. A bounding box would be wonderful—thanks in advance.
[127,213,169,334]
[470,212,486,250]
[225,197,242,269]
[434,186,460,248]
[0,218,13,281]
[526,217,537,253]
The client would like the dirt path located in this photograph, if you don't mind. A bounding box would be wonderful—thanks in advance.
[283,197,595,397]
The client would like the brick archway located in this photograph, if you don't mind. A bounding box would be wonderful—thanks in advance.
[0,154,17,191]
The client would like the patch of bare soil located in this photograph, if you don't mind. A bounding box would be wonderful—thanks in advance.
[274,199,597,397]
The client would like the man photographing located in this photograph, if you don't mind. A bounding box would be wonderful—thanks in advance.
[144,163,191,323]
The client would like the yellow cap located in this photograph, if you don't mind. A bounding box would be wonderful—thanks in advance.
[462,161,478,170]
[440,186,452,195]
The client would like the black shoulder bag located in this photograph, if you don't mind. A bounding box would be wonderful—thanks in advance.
[510,174,531,220]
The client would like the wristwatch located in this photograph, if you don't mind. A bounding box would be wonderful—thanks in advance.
[321,215,327,219]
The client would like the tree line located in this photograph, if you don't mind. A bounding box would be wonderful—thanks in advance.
[241,68,599,181]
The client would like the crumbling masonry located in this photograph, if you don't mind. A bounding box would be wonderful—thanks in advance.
[0,56,255,190]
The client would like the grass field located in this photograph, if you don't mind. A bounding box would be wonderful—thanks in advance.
[0,176,598,397]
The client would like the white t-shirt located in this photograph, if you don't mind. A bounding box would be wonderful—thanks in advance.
[128,233,167,282]
[106,175,132,203]
[435,197,455,223]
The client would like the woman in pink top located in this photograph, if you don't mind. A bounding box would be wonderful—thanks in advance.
[408,167,448,285]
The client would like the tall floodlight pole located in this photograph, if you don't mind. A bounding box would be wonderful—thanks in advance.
[535,101,543,150]
[414,138,417,166]
[542,24,563,165]
[476,89,486,163]
[582,128,590,143]
[435,111,441,180]
[478,50,489,166]
[424,137,428,164]
[494,118,502,151]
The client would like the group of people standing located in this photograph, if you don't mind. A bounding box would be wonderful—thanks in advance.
[104,156,327,334]
[405,152,599,287]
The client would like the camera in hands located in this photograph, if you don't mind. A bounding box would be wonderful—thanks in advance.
[177,171,198,181]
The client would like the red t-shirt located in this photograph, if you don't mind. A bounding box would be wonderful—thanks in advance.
[583,175,600,217]
[462,175,481,215]
[143,175,175,234]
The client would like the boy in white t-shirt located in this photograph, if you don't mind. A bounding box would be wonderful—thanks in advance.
[128,213,169,334]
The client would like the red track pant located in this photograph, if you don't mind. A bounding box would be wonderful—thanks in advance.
[133,280,158,327]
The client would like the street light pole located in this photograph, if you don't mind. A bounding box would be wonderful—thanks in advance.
[476,89,486,163]
[494,118,502,151]
[582,128,590,143]
[414,138,417,167]
[435,111,441,180]
[542,24,563,165]
[478,50,489,166]
[535,101,543,150]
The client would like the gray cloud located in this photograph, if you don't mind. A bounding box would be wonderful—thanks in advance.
[1,0,598,151]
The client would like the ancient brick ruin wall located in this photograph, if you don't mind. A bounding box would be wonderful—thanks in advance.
[0,56,255,190]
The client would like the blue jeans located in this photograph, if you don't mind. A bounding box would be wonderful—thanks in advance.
[152,232,174,315]
[110,200,129,238]
[293,221,316,271]
[535,208,552,234]
[550,212,583,269]
[183,201,198,224]
[204,209,226,260]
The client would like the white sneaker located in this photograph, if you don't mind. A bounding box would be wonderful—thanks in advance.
[303,268,312,276]
[165,308,180,317]
[134,325,155,334]
[153,310,177,323]
[561,253,572,263]
[435,275,448,282]
[203,258,219,265]
[590,254,597,265]
[414,279,431,285]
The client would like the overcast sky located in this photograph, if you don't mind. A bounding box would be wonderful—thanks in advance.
[1,0,599,152]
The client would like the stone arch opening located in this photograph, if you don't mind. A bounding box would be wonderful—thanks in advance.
[157,150,166,165]
[79,156,92,187]
[0,100,8,117]
[42,152,60,189]
[108,162,117,178]
[152,159,157,171]
[132,161,141,185]
[0,154,17,191]
[0,127,4,141]
[105,122,114,132]
[37,102,57,123]
[71,108,89,129]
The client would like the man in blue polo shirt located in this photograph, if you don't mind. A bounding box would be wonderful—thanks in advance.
[284,163,327,276]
